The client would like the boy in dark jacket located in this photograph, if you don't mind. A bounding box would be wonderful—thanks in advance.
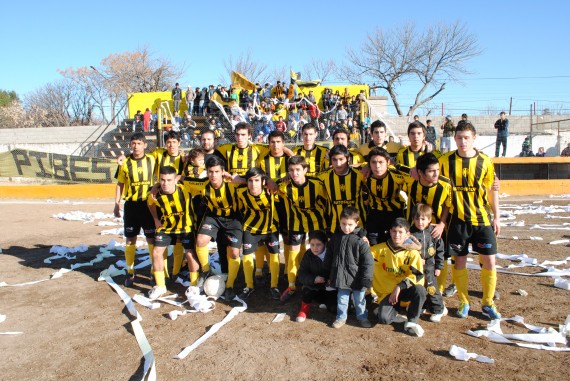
[324,206,374,329]
[296,230,337,323]
[410,203,447,323]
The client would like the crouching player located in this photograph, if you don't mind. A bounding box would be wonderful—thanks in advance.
[147,166,200,299]
[371,218,427,337]
[410,203,447,322]
[236,168,281,300]
[296,230,337,323]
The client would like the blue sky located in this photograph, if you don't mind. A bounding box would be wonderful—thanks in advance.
[2,0,569,115]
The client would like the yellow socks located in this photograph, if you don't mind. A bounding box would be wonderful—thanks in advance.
[437,260,449,293]
[283,244,291,269]
[287,249,300,285]
[163,249,169,279]
[269,253,280,288]
[190,271,199,286]
[243,254,255,289]
[453,267,469,304]
[125,244,136,275]
[481,267,497,306]
[153,271,166,288]
[226,253,241,288]
[172,243,184,276]
[196,245,211,273]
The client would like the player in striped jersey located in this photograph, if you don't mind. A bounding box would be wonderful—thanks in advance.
[146,166,200,299]
[278,156,331,301]
[236,168,280,300]
[292,123,329,176]
[319,144,366,235]
[396,121,439,168]
[438,122,501,320]
[356,120,388,161]
[331,128,366,167]
[184,156,243,301]
[365,148,408,245]
[114,133,156,287]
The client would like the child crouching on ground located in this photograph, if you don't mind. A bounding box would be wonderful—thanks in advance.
[370,218,427,336]
[296,230,337,322]
[324,206,374,329]
[410,203,447,322]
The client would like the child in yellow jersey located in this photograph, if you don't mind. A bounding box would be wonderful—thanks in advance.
[370,218,427,337]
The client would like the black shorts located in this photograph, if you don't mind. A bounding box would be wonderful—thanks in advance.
[447,220,497,256]
[123,200,155,238]
[198,215,243,249]
[154,231,195,249]
[283,231,306,246]
[366,209,403,245]
[242,231,280,255]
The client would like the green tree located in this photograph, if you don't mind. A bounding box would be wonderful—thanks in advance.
[0,90,19,108]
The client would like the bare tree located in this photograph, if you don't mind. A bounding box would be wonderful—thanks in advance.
[303,59,336,84]
[270,65,289,84]
[221,50,270,85]
[24,80,72,127]
[339,21,481,116]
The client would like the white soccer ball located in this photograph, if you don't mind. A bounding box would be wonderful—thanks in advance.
[203,274,227,297]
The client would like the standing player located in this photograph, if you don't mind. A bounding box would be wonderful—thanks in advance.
[439,122,501,319]
[185,156,243,301]
[146,166,200,299]
[278,156,331,301]
[236,168,280,300]
[396,121,437,168]
[331,128,366,167]
[365,148,408,245]
[114,133,156,286]
[319,144,366,235]
[292,123,329,177]
[356,120,388,161]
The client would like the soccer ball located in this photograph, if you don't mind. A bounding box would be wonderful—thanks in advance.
[203,274,227,297]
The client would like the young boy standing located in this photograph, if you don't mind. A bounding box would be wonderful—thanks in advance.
[324,206,374,329]
[296,230,337,323]
[410,204,447,322]
[371,218,427,337]
[438,122,501,319]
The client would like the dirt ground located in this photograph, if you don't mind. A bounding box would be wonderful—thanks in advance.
[0,196,569,381]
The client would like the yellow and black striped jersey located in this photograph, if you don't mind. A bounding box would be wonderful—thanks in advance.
[152,148,185,178]
[184,178,239,218]
[438,150,495,226]
[215,143,270,176]
[148,184,193,234]
[116,154,156,202]
[396,146,441,168]
[366,167,409,213]
[404,176,453,223]
[257,153,288,181]
[348,149,366,167]
[183,163,206,179]
[291,144,329,176]
[370,241,424,300]
[318,168,366,232]
[236,187,277,234]
[278,177,330,233]
[356,141,387,162]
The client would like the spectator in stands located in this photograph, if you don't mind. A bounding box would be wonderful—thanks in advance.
[536,147,546,157]
[519,137,533,157]
[275,116,287,133]
[307,90,316,104]
[494,111,509,157]
[262,83,272,99]
[336,105,348,124]
[193,87,200,116]
[171,111,181,132]
[425,119,437,148]
[561,143,570,157]
[186,86,196,116]
[318,122,331,141]
[143,108,151,132]
[198,88,207,116]
[457,113,469,128]
[133,114,143,132]
[440,115,455,153]
[172,83,182,113]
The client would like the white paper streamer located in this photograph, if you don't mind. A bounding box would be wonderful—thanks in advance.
[554,277,570,290]
[133,294,161,310]
[0,268,72,287]
[449,345,495,363]
[174,299,247,359]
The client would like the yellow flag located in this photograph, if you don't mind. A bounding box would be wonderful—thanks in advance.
[231,71,256,91]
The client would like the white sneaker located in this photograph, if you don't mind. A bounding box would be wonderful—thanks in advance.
[405,321,424,337]
[430,306,449,323]
[393,314,407,324]
[148,285,167,300]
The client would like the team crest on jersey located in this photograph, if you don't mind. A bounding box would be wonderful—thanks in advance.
[297,195,305,203]
[138,167,144,174]
[215,196,224,203]
[428,247,435,257]
[169,200,177,207]
[340,184,346,192]
[462,168,469,177]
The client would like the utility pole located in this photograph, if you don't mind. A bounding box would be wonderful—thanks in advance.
[509,97,513,115]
